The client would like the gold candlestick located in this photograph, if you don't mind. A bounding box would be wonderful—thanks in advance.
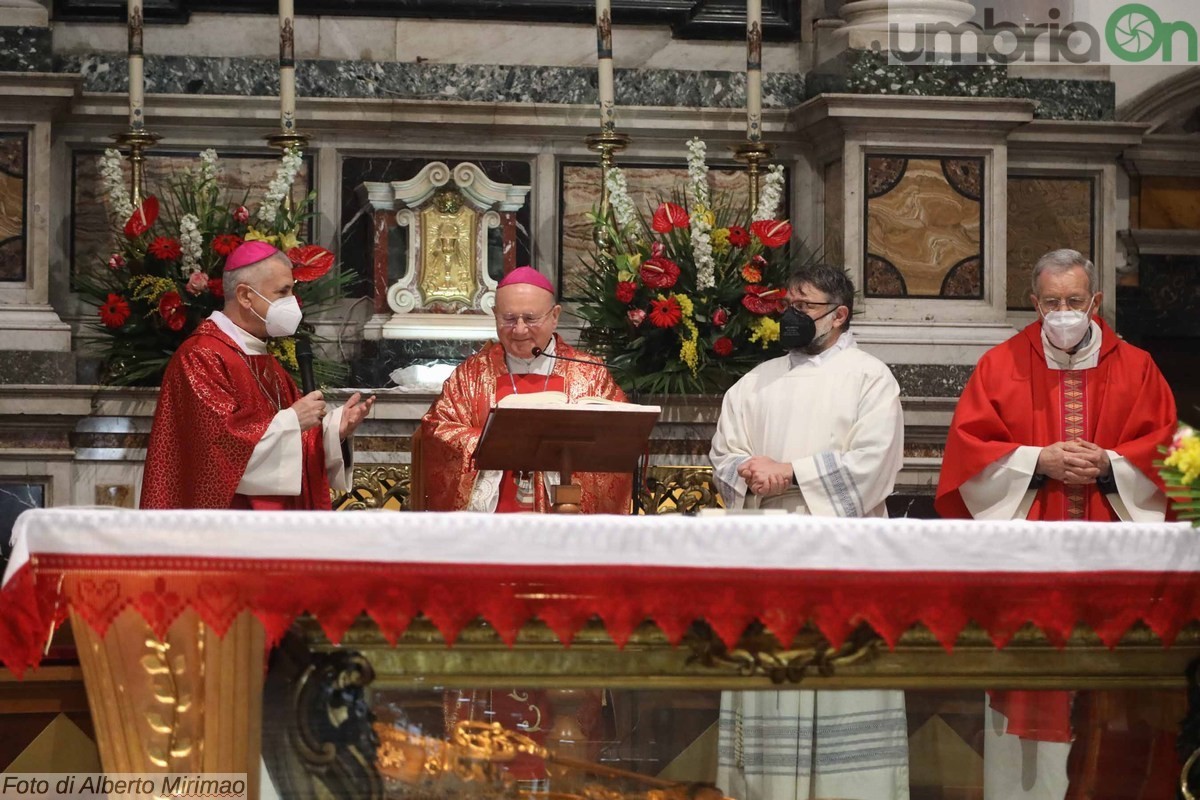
[586,129,631,266]
[732,140,775,214]
[112,129,162,207]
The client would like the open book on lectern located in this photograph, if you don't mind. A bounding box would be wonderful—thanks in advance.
[474,392,662,474]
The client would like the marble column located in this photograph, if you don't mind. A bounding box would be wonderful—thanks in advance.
[372,210,392,314]
[0,0,48,26]
[818,0,976,63]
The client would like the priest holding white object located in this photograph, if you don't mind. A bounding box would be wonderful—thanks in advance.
[709,263,909,799]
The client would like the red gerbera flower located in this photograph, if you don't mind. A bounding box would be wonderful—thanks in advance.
[123,196,159,238]
[713,336,734,357]
[742,284,787,315]
[158,291,186,331]
[98,293,130,328]
[651,202,689,233]
[288,245,335,282]
[148,236,182,261]
[750,219,792,248]
[615,280,637,304]
[648,296,683,328]
[212,234,243,257]
[727,225,750,247]
[639,256,680,290]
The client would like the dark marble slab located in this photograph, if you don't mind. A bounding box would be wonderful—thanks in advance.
[887,363,973,398]
[0,351,76,384]
[0,482,44,568]
[50,53,806,109]
[808,50,1115,122]
[0,27,53,73]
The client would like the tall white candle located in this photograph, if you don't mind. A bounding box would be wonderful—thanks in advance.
[746,0,762,142]
[596,0,615,132]
[279,0,296,131]
[127,0,144,130]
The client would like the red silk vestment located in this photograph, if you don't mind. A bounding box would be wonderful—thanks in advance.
[935,318,1175,523]
[140,320,330,510]
[420,335,633,513]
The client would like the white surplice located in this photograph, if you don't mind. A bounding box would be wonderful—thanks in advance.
[709,332,909,800]
[208,311,352,496]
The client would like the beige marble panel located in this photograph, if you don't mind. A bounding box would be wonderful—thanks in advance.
[1138,176,1200,230]
[318,16,397,62]
[51,14,320,59]
[1007,176,1093,310]
[865,157,982,298]
[824,160,844,267]
[559,165,753,300]
[0,133,25,282]
[72,152,311,282]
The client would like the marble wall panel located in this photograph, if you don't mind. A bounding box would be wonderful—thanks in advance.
[71,151,312,284]
[340,157,532,300]
[823,160,844,267]
[559,164,769,300]
[0,482,43,566]
[864,156,983,299]
[0,132,27,283]
[1006,176,1094,310]
[1138,176,1200,230]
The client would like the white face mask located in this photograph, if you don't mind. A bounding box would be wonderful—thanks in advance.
[249,287,303,338]
[1042,298,1094,351]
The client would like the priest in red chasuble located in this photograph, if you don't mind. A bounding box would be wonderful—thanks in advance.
[141,241,374,510]
[421,266,632,513]
[935,248,1178,799]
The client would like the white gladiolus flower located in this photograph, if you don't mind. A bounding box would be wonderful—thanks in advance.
[686,137,710,208]
[179,213,203,275]
[199,149,219,183]
[257,145,304,226]
[605,167,638,232]
[754,164,785,222]
[686,138,715,290]
[100,148,134,224]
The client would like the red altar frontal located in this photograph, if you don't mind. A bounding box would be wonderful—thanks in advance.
[2,509,1199,797]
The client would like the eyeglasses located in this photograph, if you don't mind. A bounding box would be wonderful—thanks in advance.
[496,308,555,329]
[789,301,838,314]
[1036,296,1093,314]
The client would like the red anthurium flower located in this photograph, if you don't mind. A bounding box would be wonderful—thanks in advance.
[651,202,689,233]
[212,234,243,256]
[713,336,734,357]
[639,256,680,290]
[750,220,792,248]
[712,307,729,328]
[148,236,182,261]
[615,281,637,304]
[123,196,160,238]
[98,293,130,328]
[741,284,787,315]
[727,225,750,247]
[158,291,186,331]
[288,245,335,282]
[649,296,683,328]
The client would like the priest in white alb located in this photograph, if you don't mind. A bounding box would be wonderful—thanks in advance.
[709,263,909,799]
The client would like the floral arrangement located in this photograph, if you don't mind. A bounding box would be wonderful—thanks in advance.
[77,147,351,386]
[577,137,798,395]
[1158,423,1200,525]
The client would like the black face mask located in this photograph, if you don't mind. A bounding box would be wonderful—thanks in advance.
[780,306,838,350]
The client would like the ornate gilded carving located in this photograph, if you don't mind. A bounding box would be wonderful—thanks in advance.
[332,465,412,511]
[373,720,730,799]
[420,191,479,307]
[640,466,724,515]
[687,621,881,685]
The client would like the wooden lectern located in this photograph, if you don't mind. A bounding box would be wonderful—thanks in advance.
[473,403,660,513]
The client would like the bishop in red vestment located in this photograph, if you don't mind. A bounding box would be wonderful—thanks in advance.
[420,266,632,514]
[935,249,1178,799]
[141,241,373,510]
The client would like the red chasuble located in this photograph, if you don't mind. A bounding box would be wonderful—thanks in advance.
[420,334,633,513]
[140,320,330,510]
[935,319,1176,748]
[935,318,1175,523]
